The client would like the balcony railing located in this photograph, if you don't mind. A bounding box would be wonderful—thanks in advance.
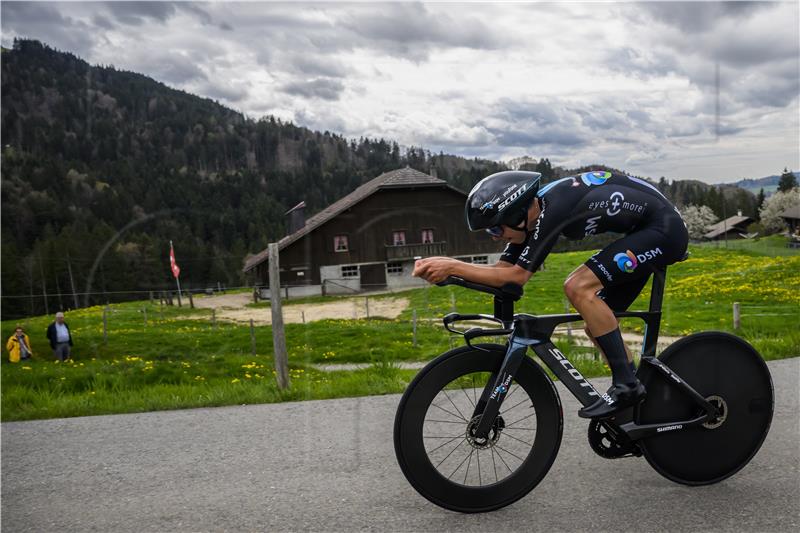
[385,241,447,261]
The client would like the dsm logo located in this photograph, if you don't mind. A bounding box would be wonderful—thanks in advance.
[614,250,638,273]
[581,171,612,186]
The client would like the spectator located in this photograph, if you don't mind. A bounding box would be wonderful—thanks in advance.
[46,312,73,361]
[6,326,33,363]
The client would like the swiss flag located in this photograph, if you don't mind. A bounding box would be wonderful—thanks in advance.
[169,242,181,279]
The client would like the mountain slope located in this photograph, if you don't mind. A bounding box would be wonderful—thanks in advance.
[0,39,504,319]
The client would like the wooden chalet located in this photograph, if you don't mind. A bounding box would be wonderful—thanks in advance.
[243,167,502,296]
[703,212,754,240]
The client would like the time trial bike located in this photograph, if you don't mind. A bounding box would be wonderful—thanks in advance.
[393,261,774,513]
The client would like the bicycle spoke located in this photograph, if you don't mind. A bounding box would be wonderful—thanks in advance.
[472,375,478,406]
[426,419,468,424]
[463,448,474,485]
[476,448,482,486]
[493,445,514,473]
[506,412,535,428]
[461,384,475,408]
[503,383,519,403]
[495,443,526,463]
[442,389,468,421]
[427,435,464,455]
[447,446,474,480]
[500,397,530,414]
[502,431,533,447]
[430,402,466,422]
[424,434,465,439]
[435,437,468,469]
[491,446,499,482]
[504,426,535,432]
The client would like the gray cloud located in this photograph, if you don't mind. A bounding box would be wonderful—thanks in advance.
[640,1,771,34]
[281,78,345,101]
[197,80,248,103]
[340,3,509,60]
[103,1,178,26]
[1,2,96,57]
[285,54,350,79]
[489,128,587,148]
[92,14,115,31]
[147,54,207,85]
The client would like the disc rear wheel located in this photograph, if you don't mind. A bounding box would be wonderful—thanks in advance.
[638,332,774,485]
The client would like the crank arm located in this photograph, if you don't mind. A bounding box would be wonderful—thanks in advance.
[619,413,710,441]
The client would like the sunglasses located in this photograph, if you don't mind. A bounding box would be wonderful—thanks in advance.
[485,225,504,237]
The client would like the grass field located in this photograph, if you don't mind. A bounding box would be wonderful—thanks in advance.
[2,242,797,421]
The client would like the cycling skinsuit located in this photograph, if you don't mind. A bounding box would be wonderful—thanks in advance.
[499,171,689,311]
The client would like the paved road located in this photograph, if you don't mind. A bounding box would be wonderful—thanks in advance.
[3,358,798,532]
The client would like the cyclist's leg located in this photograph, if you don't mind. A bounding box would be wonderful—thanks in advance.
[568,226,685,418]
[564,266,641,386]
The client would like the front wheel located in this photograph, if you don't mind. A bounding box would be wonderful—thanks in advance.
[637,332,774,485]
[394,344,563,513]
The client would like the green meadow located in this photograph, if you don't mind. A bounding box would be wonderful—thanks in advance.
[2,241,798,421]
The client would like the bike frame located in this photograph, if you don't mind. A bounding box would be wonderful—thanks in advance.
[442,267,720,441]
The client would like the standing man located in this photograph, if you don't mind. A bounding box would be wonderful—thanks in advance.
[46,312,73,361]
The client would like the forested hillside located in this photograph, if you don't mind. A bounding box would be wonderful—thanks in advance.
[1,39,759,320]
[1,40,507,318]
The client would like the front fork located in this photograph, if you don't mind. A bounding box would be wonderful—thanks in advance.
[470,334,537,439]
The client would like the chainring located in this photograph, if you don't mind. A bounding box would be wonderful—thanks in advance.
[588,420,642,459]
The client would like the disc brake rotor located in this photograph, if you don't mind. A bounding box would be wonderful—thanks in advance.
[702,395,728,430]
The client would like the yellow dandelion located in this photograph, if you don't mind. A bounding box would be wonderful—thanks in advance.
[231,378,240,383]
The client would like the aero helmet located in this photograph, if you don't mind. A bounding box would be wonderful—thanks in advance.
[465,171,541,231]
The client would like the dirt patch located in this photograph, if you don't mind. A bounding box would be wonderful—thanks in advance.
[186,293,410,325]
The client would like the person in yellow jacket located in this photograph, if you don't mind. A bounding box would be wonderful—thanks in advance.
[7,326,33,363]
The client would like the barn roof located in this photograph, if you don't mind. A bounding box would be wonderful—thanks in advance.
[703,215,753,239]
[243,167,459,272]
[779,203,800,220]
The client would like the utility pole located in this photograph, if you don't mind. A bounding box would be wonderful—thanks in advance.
[38,251,49,315]
[66,251,80,309]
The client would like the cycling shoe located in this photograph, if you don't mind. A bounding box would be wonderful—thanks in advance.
[578,381,646,420]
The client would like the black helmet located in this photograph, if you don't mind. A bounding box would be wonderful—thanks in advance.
[465,171,541,231]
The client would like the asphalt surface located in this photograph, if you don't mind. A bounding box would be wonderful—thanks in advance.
[2,358,798,532]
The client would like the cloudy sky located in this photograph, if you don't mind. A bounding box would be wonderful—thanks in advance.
[2,1,798,183]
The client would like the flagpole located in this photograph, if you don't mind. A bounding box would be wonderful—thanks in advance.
[170,240,183,307]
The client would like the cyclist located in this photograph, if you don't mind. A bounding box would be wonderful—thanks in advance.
[413,170,689,419]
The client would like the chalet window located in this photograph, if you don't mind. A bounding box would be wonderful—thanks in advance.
[393,231,406,246]
[334,235,349,252]
[387,262,403,275]
[421,229,434,244]
[341,265,359,278]
[473,256,489,265]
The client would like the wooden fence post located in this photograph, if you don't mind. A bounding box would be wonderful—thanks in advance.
[365,297,370,318]
[211,308,217,330]
[250,319,257,356]
[269,243,290,389]
[188,291,194,309]
[142,307,147,328]
[733,302,741,330]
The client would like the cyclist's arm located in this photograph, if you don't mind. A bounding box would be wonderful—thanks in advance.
[449,260,532,287]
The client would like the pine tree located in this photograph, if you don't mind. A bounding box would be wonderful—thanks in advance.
[778,168,798,192]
